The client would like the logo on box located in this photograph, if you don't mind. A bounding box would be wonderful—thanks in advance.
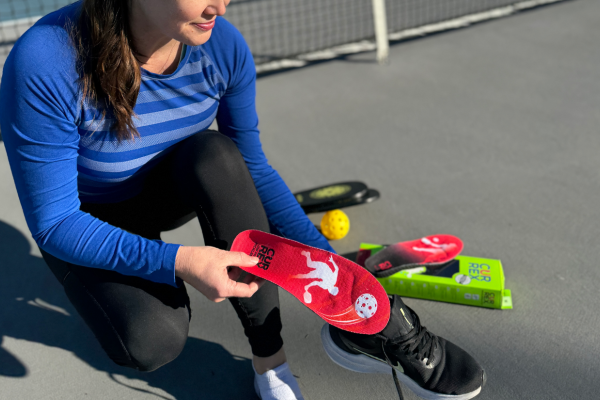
[468,262,491,282]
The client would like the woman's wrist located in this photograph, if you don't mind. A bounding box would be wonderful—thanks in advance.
[175,246,193,279]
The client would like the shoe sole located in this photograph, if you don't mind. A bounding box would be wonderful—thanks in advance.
[321,324,483,400]
[254,377,262,399]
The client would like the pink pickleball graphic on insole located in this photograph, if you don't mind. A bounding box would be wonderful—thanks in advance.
[355,294,378,319]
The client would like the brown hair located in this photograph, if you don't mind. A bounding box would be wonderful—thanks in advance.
[72,0,141,141]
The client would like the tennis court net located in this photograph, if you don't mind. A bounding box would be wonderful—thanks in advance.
[0,0,565,75]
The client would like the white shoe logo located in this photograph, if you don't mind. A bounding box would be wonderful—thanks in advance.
[294,251,339,304]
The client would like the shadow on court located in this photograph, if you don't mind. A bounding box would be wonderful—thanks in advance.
[0,219,258,400]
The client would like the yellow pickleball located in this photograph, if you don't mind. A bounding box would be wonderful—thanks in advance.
[320,209,350,240]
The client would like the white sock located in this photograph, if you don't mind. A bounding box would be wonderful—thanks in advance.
[253,362,305,400]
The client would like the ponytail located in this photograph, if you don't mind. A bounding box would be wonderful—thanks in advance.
[72,0,141,141]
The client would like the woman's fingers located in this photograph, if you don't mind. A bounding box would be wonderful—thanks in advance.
[228,251,259,267]
[227,266,243,281]
[212,273,259,302]
[224,277,260,299]
[176,247,264,302]
[252,277,266,290]
[223,252,262,295]
[227,265,266,293]
[243,273,265,287]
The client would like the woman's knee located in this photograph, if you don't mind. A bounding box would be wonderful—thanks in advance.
[61,268,190,372]
[171,130,258,203]
[174,130,250,181]
[123,314,189,372]
[104,325,188,372]
[170,129,269,242]
[109,299,190,372]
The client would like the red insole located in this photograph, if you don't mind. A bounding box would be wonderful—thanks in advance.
[364,234,463,276]
[231,230,390,335]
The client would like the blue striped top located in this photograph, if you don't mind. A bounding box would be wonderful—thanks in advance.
[0,2,334,287]
[76,43,225,203]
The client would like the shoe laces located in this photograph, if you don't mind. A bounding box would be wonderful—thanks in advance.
[391,311,439,364]
[379,309,440,400]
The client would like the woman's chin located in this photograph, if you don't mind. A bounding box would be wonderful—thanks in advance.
[181,29,213,46]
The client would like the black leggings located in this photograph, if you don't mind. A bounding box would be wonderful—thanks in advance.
[39,130,283,372]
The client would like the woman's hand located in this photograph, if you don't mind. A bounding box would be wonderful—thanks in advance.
[174,246,265,302]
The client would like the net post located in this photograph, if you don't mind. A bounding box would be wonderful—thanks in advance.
[372,0,389,65]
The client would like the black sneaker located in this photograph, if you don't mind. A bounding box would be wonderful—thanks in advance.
[321,295,486,400]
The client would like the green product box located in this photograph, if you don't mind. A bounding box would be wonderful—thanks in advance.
[358,243,513,310]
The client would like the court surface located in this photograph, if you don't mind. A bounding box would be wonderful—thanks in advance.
[0,0,598,399]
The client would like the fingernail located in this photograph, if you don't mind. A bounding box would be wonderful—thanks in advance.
[251,257,259,264]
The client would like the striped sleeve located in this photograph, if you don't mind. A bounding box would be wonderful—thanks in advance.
[0,22,181,286]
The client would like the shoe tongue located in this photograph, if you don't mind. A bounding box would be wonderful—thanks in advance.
[381,296,416,340]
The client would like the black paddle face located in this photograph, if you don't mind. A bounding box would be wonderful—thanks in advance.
[294,181,368,209]
[302,189,380,214]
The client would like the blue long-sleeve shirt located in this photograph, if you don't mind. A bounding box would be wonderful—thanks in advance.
[0,2,334,287]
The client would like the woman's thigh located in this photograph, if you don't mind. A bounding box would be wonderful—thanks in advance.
[168,130,271,249]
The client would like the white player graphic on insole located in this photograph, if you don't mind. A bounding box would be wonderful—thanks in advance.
[294,251,339,303]
[412,236,457,254]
